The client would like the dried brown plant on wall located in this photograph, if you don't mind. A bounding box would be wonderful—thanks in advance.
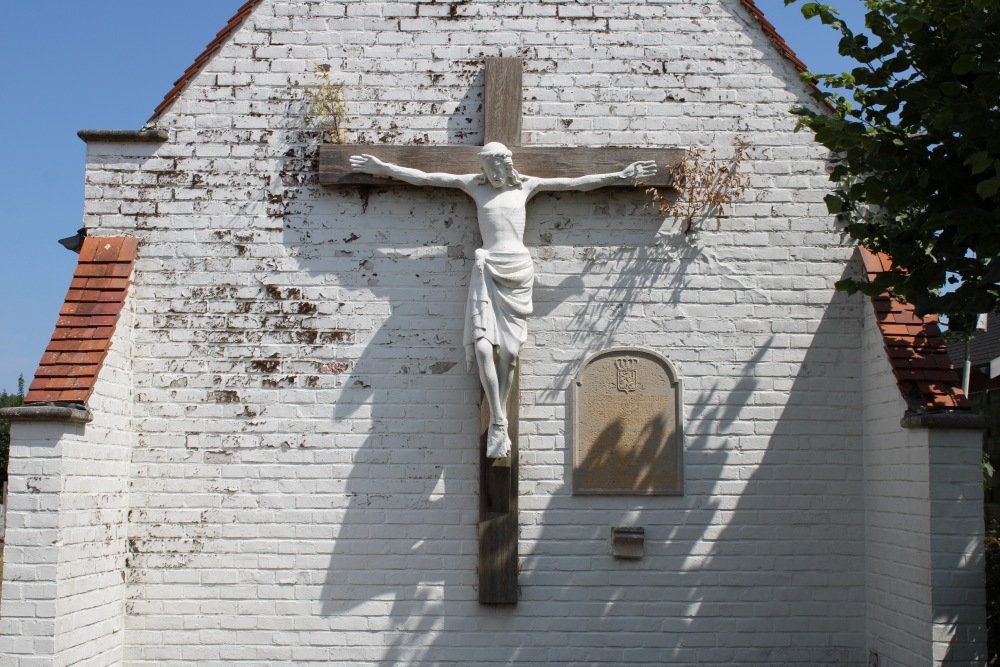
[647,137,751,234]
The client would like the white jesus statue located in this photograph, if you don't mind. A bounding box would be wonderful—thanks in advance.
[350,143,656,460]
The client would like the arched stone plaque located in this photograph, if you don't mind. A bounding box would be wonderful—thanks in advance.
[572,347,683,495]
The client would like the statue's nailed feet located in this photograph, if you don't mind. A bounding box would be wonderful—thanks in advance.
[486,422,511,461]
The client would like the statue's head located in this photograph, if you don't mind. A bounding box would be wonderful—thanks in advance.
[478,142,523,188]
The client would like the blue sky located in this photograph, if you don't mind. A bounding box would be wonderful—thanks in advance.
[0,1,867,392]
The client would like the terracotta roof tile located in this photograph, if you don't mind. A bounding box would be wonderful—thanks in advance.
[859,247,968,412]
[24,237,138,405]
[148,0,263,123]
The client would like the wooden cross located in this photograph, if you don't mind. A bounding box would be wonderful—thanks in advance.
[320,58,680,605]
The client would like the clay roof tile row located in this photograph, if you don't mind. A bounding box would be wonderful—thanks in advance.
[859,247,968,412]
[25,237,138,405]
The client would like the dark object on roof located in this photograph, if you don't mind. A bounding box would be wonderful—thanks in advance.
[57,228,87,254]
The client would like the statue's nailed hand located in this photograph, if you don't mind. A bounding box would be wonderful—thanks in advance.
[349,154,389,176]
[621,160,657,181]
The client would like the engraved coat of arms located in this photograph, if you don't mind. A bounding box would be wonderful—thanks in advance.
[616,357,638,393]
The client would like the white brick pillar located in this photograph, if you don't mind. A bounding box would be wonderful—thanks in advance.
[903,413,991,666]
[1,408,93,666]
[862,301,989,665]
[0,404,131,667]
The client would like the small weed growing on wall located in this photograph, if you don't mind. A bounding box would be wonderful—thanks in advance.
[647,136,751,234]
[304,63,348,144]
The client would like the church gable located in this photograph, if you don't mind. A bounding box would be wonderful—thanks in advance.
[144,0,829,147]
[0,2,988,666]
[150,0,262,122]
[148,0,816,127]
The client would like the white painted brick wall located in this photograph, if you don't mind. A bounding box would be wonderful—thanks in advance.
[0,419,65,667]
[27,0,894,664]
[1,296,135,667]
[861,298,934,665]
[56,296,135,667]
[861,299,987,666]
[89,0,866,664]
[928,427,987,664]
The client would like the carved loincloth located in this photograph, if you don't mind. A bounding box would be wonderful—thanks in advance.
[464,248,534,370]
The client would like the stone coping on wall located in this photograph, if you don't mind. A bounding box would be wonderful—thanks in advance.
[77,129,169,143]
[0,403,93,424]
[901,410,993,431]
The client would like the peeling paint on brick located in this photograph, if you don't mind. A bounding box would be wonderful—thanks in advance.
[250,356,281,373]
[430,361,458,375]
[319,362,351,374]
[209,390,240,404]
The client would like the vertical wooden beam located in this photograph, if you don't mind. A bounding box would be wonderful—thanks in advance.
[484,57,523,148]
[478,367,519,604]
[478,56,523,605]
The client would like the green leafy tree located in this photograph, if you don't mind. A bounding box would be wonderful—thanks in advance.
[785,0,1000,330]
[0,375,25,482]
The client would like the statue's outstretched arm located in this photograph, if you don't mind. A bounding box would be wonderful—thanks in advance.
[529,160,657,193]
[349,154,469,189]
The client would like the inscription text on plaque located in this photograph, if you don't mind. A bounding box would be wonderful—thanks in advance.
[573,348,683,495]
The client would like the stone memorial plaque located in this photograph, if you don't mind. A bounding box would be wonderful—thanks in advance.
[573,348,683,495]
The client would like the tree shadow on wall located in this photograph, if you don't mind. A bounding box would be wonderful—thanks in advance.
[527,189,708,347]
[574,412,675,495]
[277,124,872,662]
[347,341,766,666]
[289,186,482,616]
[272,74,767,664]
[295,191,687,612]
[279,191,698,663]
[353,282,871,666]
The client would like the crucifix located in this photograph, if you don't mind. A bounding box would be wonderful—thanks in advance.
[320,58,680,604]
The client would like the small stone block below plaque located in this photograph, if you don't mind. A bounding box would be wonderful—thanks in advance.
[573,347,683,495]
[611,526,645,560]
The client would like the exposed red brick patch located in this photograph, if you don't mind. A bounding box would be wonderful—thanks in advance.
[148,0,263,123]
[25,238,138,405]
[859,247,968,411]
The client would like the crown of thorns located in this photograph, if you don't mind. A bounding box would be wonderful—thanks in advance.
[478,142,512,160]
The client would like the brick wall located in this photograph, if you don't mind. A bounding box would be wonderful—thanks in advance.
[1,419,69,665]
[0,296,135,666]
[928,426,987,663]
[862,299,987,665]
[862,297,935,664]
[82,0,867,664]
